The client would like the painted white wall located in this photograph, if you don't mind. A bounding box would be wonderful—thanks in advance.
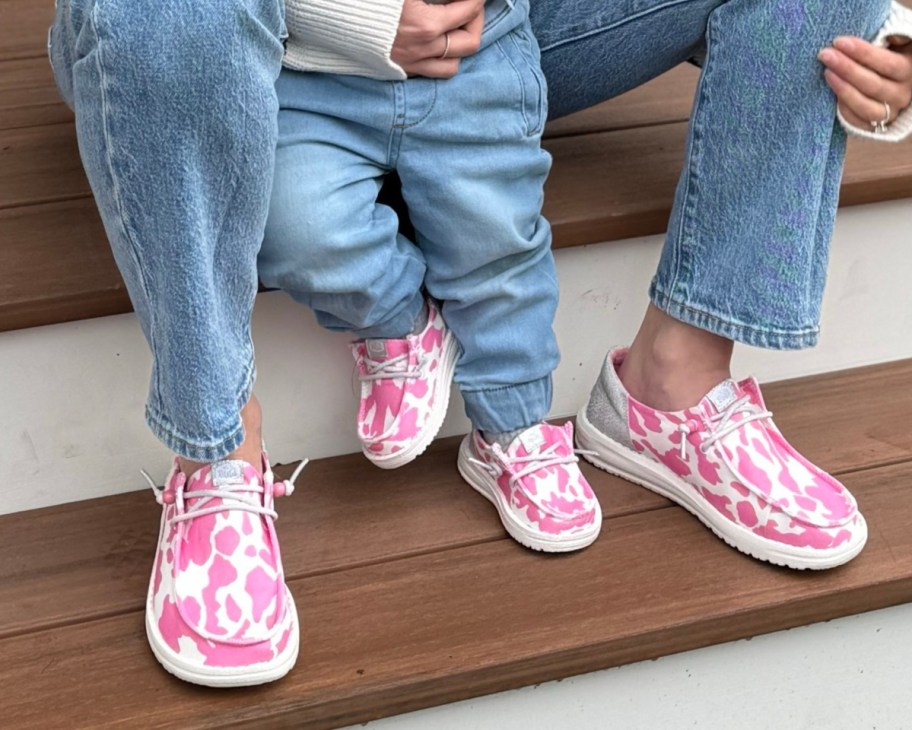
[341,602,912,730]
[1,200,910,514]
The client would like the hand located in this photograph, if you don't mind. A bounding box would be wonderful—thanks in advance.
[392,0,485,78]
[818,35,912,131]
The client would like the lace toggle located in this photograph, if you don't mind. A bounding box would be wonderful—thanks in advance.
[141,458,307,523]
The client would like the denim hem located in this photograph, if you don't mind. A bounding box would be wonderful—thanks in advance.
[461,374,553,433]
[144,363,257,462]
[650,284,819,351]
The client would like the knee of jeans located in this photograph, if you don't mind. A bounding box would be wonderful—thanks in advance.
[260,198,385,294]
[91,0,284,86]
[773,0,890,43]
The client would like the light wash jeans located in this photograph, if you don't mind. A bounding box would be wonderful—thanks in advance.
[259,0,557,434]
[49,0,890,460]
[532,0,891,349]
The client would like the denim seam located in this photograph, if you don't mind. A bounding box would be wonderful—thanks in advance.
[538,0,709,53]
[92,3,163,412]
[387,82,405,166]
[392,80,439,130]
[507,31,547,136]
[664,7,720,302]
[460,374,551,395]
[494,38,531,135]
[144,356,256,458]
[483,6,511,38]
[652,284,820,349]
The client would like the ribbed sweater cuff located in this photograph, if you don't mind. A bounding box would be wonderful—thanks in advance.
[283,0,407,80]
[838,1,912,143]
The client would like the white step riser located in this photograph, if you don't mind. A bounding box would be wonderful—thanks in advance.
[2,200,910,514]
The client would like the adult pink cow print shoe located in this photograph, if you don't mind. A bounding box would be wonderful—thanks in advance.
[144,455,304,686]
[575,347,866,570]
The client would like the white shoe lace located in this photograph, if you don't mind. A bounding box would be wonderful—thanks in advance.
[359,351,428,382]
[469,442,586,492]
[141,459,307,523]
[677,395,772,460]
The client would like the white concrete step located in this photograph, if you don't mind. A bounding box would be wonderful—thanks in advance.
[2,199,910,514]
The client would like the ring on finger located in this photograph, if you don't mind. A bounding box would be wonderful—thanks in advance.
[439,32,451,60]
[871,100,891,134]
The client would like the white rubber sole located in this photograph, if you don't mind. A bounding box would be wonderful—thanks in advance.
[145,592,300,688]
[363,332,460,470]
[457,436,602,553]
[575,406,867,571]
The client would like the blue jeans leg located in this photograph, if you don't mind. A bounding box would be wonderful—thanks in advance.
[259,72,428,339]
[261,18,557,434]
[398,24,557,433]
[532,0,891,349]
[48,0,286,460]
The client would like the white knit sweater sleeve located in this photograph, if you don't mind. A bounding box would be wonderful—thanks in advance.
[283,0,408,80]
[838,1,912,142]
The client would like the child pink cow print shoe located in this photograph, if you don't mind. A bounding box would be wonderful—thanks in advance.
[575,348,866,570]
[144,456,303,686]
[351,298,459,469]
[458,422,602,553]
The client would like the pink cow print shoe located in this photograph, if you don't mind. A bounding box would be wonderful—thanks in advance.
[143,455,305,687]
[457,422,602,552]
[576,347,867,570]
[351,298,459,469]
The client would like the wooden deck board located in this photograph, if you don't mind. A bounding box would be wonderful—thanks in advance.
[2,459,910,730]
[1,360,910,643]
[0,436,666,641]
[2,120,910,332]
[0,1,54,62]
[0,57,73,130]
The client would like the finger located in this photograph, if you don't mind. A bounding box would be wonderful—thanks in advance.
[444,12,484,58]
[427,0,485,35]
[438,25,482,59]
[403,58,462,79]
[818,48,901,110]
[832,36,912,82]
[838,103,876,131]
[824,68,892,126]
[885,35,912,48]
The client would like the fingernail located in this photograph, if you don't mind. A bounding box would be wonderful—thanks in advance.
[818,49,835,63]
[833,37,853,51]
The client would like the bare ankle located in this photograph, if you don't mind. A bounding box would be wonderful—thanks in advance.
[620,305,733,411]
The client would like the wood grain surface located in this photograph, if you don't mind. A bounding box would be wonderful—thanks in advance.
[1,362,911,728]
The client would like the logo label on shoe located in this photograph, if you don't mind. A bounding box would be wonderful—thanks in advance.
[519,427,546,454]
[706,380,738,412]
[211,460,245,486]
[366,340,388,360]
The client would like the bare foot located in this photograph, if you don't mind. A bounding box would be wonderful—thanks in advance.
[178,395,263,478]
[619,304,733,412]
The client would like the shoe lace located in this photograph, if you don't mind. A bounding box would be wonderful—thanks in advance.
[141,459,307,523]
[359,351,428,382]
[469,442,586,492]
[677,395,772,461]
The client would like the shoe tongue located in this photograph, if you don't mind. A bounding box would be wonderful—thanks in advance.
[514,426,547,457]
[364,338,410,363]
[210,460,249,487]
[703,379,742,414]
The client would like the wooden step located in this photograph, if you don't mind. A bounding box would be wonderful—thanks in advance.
[3,17,912,333]
[2,360,911,729]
